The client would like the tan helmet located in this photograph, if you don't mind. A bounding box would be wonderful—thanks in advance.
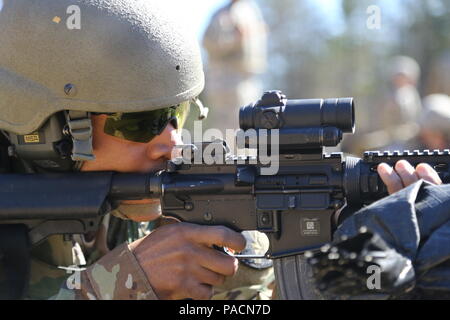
[0,0,205,135]
[388,55,421,84]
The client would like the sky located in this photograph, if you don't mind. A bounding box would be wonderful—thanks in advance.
[174,0,347,40]
[181,0,344,39]
[0,0,416,41]
[169,0,228,40]
[0,0,351,39]
[185,0,424,40]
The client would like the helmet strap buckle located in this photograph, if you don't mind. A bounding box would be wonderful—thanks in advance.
[65,111,95,161]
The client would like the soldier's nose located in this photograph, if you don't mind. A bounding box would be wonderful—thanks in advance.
[146,124,181,161]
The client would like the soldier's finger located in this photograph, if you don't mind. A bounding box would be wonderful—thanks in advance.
[192,265,226,287]
[185,225,247,252]
[394,160,419,187]
[194,246,239,277]
[377,163,404,194]
[416,163,442,185]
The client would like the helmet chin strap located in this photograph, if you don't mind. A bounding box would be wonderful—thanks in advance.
[65,111,95,161]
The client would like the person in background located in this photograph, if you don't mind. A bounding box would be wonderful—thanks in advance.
[377,56,423,146]
[398,94,450,151]
[202,0,268,133]
[201,0,274,300]
[344,56,423,154]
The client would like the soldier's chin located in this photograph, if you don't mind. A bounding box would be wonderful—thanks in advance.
[111,201,162,222]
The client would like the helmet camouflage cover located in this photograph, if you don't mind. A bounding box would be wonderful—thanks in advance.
[0,0,205,135]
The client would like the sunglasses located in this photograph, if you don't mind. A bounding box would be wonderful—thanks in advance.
[102,100,190,143]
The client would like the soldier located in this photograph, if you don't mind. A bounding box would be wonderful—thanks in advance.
[417,94,450,150]
[348,56,423,154]
[387,56,422,123]
[201,0,273,299]
[0,0,245,300]
[0,0,441,300]
[382,56,422,145]
[397,94,450,151]
[202,0,267,134]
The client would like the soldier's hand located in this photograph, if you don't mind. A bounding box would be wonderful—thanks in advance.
[129,222,246,300]
[378,160,442,194]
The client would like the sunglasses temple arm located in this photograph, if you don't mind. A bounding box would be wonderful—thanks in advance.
[192,98,209,120]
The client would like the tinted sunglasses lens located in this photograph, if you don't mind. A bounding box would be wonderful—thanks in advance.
[103,101,189,143]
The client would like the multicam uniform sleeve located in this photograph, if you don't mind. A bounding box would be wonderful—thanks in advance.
[53,243,158,300]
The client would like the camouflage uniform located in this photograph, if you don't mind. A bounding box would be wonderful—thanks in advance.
[212,231,275,300]
[128,218,275,300]
[15,218,158,300]
[389,94,450,151]
[14,215,274,300]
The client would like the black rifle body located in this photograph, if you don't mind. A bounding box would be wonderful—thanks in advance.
[1,90,449,299]
[145,150,450,258]
[0,150,448,256]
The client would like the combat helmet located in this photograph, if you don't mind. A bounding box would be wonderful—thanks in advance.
[0,0,205,169]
